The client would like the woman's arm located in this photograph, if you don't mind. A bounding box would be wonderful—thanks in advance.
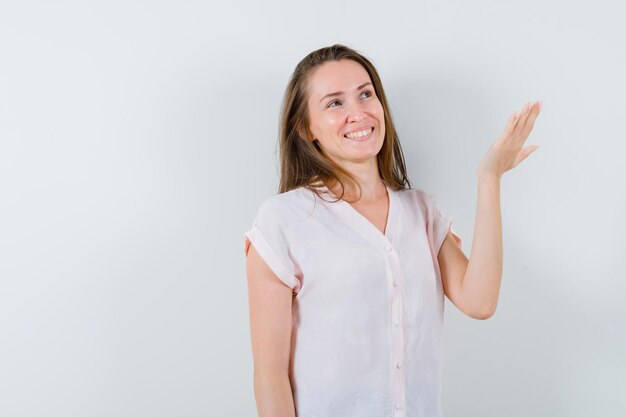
[439,100,542,319]
[459,174,503,318]
[438,175,502,319]
[246,244,297,417]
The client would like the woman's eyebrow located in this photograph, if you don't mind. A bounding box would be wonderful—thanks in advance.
[319,82,372,103]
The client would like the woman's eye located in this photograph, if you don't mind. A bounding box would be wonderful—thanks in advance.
[327,90,373,108]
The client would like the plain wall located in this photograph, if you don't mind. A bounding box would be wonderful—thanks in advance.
[1,1,624,416]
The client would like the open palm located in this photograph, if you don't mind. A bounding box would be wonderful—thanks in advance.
[478,100,542,179]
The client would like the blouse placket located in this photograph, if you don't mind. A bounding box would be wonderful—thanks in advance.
[322,184,407,416]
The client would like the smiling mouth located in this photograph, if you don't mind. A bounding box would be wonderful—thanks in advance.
[344,127,374,140]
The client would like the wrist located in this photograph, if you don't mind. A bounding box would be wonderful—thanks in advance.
[476,170,501,184]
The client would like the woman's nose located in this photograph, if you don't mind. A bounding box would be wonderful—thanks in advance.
[347,104,367,122]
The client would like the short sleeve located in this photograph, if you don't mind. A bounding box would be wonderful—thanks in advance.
[243,200,302,294]
[425,192,463,255]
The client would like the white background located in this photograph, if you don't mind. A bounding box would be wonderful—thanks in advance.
[1,1,624,416]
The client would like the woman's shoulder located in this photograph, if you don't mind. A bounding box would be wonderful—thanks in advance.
[257,186,316,209]
[397,186,437,208]
[253,185,324,223]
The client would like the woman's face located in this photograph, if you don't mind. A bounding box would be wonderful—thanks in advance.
[306,59,385,167]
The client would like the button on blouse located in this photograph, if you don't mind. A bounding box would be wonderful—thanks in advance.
[243,183,462,417]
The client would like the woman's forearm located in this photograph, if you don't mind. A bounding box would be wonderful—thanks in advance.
[462,173,503,318]
[254,369,296,417]
[465,100,542,318]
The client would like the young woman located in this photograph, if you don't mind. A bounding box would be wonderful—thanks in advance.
[243,44,541,417]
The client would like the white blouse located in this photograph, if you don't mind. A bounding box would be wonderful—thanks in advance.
[243,182,462,417]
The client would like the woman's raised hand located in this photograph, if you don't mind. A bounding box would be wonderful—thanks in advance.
[477,100,542,180]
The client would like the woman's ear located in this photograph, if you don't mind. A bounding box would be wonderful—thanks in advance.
[297,124,314,143]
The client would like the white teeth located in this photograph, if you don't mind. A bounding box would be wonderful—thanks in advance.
[345,127,373,139]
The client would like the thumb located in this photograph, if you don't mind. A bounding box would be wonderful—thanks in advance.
[513,144,540,167]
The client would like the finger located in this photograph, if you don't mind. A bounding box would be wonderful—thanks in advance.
[514,101,533,134]
[520,101,542,139]
[504,111,518,135]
